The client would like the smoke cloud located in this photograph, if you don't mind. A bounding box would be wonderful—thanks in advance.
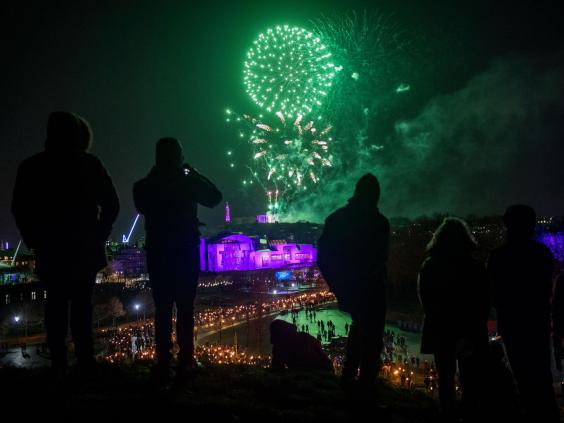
[286,54,564,222]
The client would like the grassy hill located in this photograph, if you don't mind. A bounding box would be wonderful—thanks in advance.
[0,363,437,421]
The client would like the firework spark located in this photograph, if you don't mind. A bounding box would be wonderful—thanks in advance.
[310,11,412,125]
[243,25,338,118]
[226,109,334,208]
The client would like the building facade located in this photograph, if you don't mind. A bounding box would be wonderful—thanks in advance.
[203,233,317,272]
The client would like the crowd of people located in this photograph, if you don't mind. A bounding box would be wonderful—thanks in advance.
[196,290,335,331]
[99,291,335,363]
[102,323,156,363]
[98,299,433,393]
[10,112,563,422]
[382,329,409,364]
[288,306,341,343]
[101,323,270,367]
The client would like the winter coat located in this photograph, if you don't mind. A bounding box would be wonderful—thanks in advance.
[12,151,119,275]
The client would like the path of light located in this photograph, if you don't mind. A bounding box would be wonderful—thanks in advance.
[10,239,22,267]
[122,214,140,244]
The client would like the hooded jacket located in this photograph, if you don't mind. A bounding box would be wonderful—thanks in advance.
[12,151,119,275]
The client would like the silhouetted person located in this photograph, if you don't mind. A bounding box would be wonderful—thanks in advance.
[553,273,564,374]
[318,174,389,388]
[554,273,564,399]
[12,112,119,378]
[418,218,489,421]
[488,205,560,422]
[270,320,333,371]
[133,137,221,386]
[484,341,520,421]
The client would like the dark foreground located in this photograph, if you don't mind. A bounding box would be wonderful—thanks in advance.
[0,364,436,421]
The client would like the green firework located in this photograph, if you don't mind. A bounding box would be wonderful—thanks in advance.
[243,25,338,118]
[225,109,334,207]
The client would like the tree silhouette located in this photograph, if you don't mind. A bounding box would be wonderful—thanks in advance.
[108,297,126,328]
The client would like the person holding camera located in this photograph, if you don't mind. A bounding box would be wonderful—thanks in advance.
[133,137,222,387]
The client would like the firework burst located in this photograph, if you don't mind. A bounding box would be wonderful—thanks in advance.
[243,25,338,118]
[225,17,412,215]
[225,108,334,208]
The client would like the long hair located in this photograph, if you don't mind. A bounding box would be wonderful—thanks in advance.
[426,217,477,256]
[77,115,93,151]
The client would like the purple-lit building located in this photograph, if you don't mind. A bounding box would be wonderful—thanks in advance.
[537,231,564,263]
[112,247,147,278]
[256,212,279,224]
[201,233,316,272]
[106,234,316,278]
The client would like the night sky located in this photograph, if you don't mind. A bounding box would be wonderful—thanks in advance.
[1,0,563,244]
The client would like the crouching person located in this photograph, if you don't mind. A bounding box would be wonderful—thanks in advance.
[270,320,333,371]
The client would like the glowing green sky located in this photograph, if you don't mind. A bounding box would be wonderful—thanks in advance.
[1,0,563,241]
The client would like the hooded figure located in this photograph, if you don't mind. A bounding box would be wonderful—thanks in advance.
[488,205,560,422]
[270,320,332,371]
[317,173,389,387]
[12,112,119,376]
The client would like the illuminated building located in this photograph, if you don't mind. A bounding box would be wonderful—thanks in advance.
[256,212,279,224]
[537,231,564,263]
[202,233,316,272]
[112,247,147,278]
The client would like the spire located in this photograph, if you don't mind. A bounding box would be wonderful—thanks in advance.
[225,202,231,223]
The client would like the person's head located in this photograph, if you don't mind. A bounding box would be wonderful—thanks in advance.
[270,319,297,345]
[155,137,183,169]
[426,217,477,256]
[77,115,93,151]
[44,111,82,152]
[503,204,536,242]
[353,173,381,204]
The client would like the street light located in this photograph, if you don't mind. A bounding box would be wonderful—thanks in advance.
[12,315,23,344]
[134,303,141,322]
